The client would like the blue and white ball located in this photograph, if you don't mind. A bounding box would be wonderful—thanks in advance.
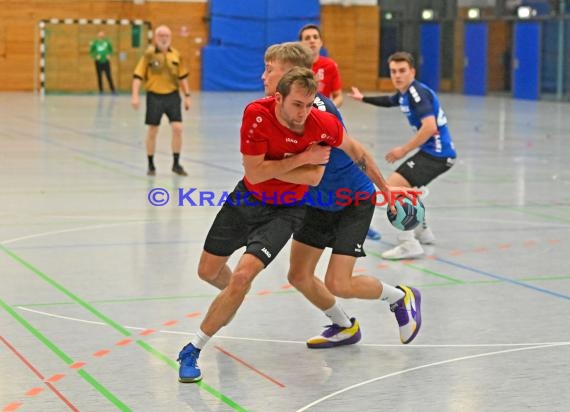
[386,194,425,231]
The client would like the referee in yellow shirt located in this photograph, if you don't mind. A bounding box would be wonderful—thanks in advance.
[131,25,191,176]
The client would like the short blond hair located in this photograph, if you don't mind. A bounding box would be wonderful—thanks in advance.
[264,42,313,69]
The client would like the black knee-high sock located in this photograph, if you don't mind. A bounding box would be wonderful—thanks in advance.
[173,153,180,166]
[148,155,155,169]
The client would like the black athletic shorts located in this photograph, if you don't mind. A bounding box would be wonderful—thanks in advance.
[145,91,182,125]
[396,150,455,188]
[203,180,306,267]
[293,197,375,257]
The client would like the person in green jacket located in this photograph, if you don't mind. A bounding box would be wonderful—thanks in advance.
[89,31,116,94]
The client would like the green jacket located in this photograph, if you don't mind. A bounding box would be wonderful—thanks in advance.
[89,38,113,63]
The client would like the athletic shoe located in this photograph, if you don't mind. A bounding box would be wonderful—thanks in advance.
[306,317,361,349]
[414,225,435,244]
[390,286,422,344]
[147,167,156,176]
[177,343,202,383]
[172,164,188,176]
[381,239,423,260]
[366,227,382,241]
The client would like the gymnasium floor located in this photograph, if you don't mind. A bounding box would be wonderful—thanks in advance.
[1,91,569,412]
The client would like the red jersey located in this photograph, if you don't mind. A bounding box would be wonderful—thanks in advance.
[312,56,342,98]
[240,96,343,204]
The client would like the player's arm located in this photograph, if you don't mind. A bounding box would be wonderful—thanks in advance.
[276,164,326,186]
[337,131,390,193]
[331,89,343,108]
[131,77,142,110]
[385,115,438,163]
[348,87,398,107]
[242,144,330,185]
[131,56,146,110]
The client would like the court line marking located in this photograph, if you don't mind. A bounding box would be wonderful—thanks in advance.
[1,245,246,412]
[0,335,79,412]
[1,221,146,245]
[17,307,570,349]
[295,342,570,412]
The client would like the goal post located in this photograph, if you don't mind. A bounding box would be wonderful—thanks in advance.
[38,19,152,95]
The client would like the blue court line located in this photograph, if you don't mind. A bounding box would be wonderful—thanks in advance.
[434,257,570,301]
[379,240,570,301]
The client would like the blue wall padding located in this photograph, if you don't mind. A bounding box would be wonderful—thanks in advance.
[267,19,316,44]
[210,0,319,19]
[202,46,265,91]
[203,0,320,90]
[210,16,267,50]
[267,1,319,19]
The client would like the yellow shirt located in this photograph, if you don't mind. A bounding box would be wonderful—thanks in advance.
[133,46,189,94]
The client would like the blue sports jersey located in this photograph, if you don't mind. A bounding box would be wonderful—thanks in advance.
[385,80,456,158]
[308,93,375,212]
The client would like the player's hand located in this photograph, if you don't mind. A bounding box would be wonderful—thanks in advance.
[385,146,406,163]
[384,186,421,214]
[183,96,191,111]
[304,143,331,165]
[131,95,140,110]
[347,87,364,101]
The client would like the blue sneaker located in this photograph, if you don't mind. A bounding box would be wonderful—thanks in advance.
[366,227,381,241]
[390,286,422,344]
[177,343,202,383]
[306,317,361,348]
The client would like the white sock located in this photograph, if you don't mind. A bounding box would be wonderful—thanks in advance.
[191,329,210,350]
[379,283,405,304]
[324,302,352,327]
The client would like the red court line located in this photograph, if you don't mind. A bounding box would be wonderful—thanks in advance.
[214,345,285,388]
[3,402,22,412]
[25,387,43,397]
[0,335,79,411]
[93,349,110,358]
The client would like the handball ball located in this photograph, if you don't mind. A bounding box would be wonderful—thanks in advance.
[387,194,425,231]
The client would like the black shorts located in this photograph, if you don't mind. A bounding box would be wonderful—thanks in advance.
[203,180,306,267]
[145,91,182,125]
[293,198,375,257]
[396,151,455,188]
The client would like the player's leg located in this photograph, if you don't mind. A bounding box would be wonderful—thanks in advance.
[197,252,232,290]
[95,61,103,93]
[179,200,305,381]
[164,92,187,176]
[199,189,249,289]
[102,61,115,92]
[144,93,164,175]
[178,254,265,383]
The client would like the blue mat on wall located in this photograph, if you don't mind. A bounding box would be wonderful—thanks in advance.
[204,0,320,90]
[202,46,265,92]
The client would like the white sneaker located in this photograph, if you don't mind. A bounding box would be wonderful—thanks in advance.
[381,239,424,260]
[414,226,435,245]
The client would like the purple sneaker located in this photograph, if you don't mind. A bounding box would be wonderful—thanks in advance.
[306,318,361,349]
[390,286,422,344]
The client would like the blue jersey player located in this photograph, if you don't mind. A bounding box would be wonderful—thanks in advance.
[350,51,456,260]
[263,43,422,349]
